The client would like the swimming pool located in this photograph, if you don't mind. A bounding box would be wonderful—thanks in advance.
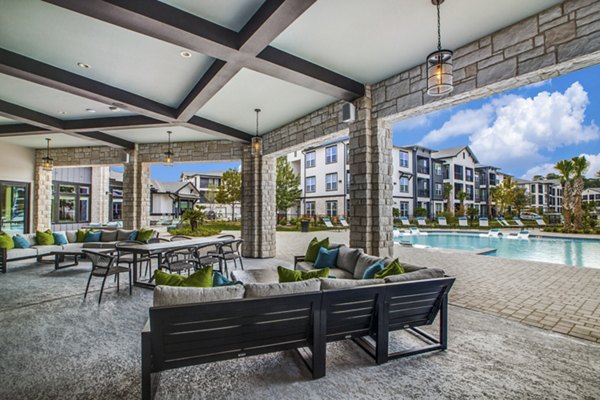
[395,232,600,269]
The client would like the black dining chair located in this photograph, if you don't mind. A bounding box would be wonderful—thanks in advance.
[196,243,222,274]
[83,250,131,304]
[215,238,244,276]
[159,247,201,276]
[115,240,152,278]
[169,235,194,261]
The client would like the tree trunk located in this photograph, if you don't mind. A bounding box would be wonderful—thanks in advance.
[573,178,583,229]
[563,182,572,229]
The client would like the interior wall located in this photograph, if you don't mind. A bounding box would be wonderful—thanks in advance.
[0,142,35,233]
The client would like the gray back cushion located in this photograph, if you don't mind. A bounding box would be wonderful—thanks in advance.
[384,268,445,283]
[65,231,77,244]
[153,285,245,306]
[353,253,384,279]
[244,279,321,298]
[100,230,118,242]
[336,245,361,274]
[117,229,135,241]
[320,278,385,290]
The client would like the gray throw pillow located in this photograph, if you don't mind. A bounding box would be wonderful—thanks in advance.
[384,268,445,283]
[336,245,361,274]
[244,279,321,298]
[100,230,118,242]
[353,253,384,279]
[320,278,385,290]
[117,229,135,241]
[153,285,245,306]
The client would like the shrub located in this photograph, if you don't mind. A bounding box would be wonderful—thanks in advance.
[414,207,428,217]
[168,225,221,237]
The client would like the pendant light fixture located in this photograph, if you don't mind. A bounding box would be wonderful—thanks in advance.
[42,138,54,171]
[164,130,174,166]
[426,0,453,96]
[251,108,262,156]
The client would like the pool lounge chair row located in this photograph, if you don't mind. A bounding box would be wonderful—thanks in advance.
[398,216,545,228]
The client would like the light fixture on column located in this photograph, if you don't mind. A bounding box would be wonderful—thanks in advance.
[42,138,54,171]
[164,130,174,166]
[251,108,262,156]
[426,0,453,97]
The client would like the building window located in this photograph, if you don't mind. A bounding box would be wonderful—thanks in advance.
[539,195,544,204]
[326,201,337,217]
[0,181,30,235]
[53,182,90,224]
[454,165,463,180]
[454,183,463,199]
[434,163,442,176]
[399,177,409,193]
[305,151,316,168]
[417,179,429,197]
[417,157,429,174]
[435,203,443,214]
[466,185,474,200]
[325,145,337,164]
[465,168,473,182]
[305,201,315,216]
[531,184,536,193]
[399,151,409,168]
[434,183,442,197]
[346,171,350,191]
[305,176,316,193]
[326,173,338,191]
[399,201,409,217]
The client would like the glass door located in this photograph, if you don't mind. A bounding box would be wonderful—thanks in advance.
[0,181,30,235]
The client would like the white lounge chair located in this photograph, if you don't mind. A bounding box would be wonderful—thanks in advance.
[400,216,410,226]
[458,217,468,227]
[416,217,428,226]
[496,217,510,227]
[534,217,546,226]
[479,217,489,227]
[479,228,502,238]
[322,217,335,228]
[506,229,530,240]
[512,218,525,227]
[409,227,428,236]
[437,216,448,226]
[339,216,349,227]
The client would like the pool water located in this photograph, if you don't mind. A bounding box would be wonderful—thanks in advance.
[396,233,600,269]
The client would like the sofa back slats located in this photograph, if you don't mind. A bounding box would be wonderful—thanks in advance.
[150,293,321,372]
[323,287,380,340]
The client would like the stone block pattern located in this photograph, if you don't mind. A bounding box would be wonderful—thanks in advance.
[138,141,244,163]
[32,166,53,232]
[241,149,276,258]
[91,166,110,224]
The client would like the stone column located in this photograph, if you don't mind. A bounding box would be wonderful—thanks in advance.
[349,86,394,257]
[91,166,110,224]
[240,147,276,258]
[32,163,53,232]
[122,146,139,229]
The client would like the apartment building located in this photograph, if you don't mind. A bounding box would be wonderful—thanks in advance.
[180,172,239,220]
[583,188,600,213]
[516,178,563,213]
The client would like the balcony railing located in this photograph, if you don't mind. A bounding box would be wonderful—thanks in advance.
[417,190,429,197]
[417,167,429,174]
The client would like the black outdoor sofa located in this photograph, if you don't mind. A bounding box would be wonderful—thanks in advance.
[141,275,454,399]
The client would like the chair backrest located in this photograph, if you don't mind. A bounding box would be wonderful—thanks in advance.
[170,235,192,242]
[115,240,144,255]
[83,250,115,274]
[220,238,243,254]
[322,218,334,227]
[196,243,219,257]
[162,246,198,265]
[148,238,170,244]
[339,217,349,227]
[217,234,235,240]
[438,217,447,225]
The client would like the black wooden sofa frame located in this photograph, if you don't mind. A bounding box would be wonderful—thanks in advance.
[141,276,455,400]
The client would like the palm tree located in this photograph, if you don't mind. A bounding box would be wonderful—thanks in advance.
[489,186,500,216]
[443,183,453,214]
[554,159,574,229]
[571,156,589,229]
[456,191,468,216]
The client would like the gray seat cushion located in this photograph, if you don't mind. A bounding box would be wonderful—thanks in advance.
[384,268,445,283]
[153,285,245,306]
[320,278,385,290]
[336,245,361,274]
[100,230,118,242]
[33,245,64,255]
[6,248,38,260]
[244,279,321,298]
[326,268,353,279]
[295,261,315,271]
[62,243,84,251]
[353,253,385,279]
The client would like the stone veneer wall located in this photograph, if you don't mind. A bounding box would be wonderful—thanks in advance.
[91,166,110,224]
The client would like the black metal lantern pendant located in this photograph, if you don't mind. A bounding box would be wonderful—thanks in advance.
[427,0,453,96]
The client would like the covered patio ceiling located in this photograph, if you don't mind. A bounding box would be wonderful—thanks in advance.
[0,0,562,149]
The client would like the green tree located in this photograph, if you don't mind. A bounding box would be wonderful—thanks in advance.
[181,205,206,231]
[571,156,590,229]
[489,186,502,215]
[276,157,301,218]
[466,206,479,221]
[545,173,560,180]
[597,170,600,179]
[513,187,529,215]
[555,159,574,229]
[456,191,467,216]
[204,183,218,212]
[216,168,241,220]
[443,183,453,214]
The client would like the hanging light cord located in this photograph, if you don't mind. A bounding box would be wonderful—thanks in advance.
[255,109,260,137]
[436,2,442,51]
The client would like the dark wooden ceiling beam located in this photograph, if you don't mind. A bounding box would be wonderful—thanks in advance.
[63,115,173,132]
[71,131,135,150]
[0,100,63,130]
[0,48,176,122]
[185,116,253,143]
[0,123,50,136]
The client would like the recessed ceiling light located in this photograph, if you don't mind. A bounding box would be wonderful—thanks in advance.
[108,106,120,112]
[180,50,192,58]
[58,111,66,115]
[77,62,91,69]
[85,108,96,113]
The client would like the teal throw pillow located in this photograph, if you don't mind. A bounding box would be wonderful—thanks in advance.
[362,260,385,279]
[53,233,68,245]
[128,231,138,241]
[84,230,102,242]
[212,271,242,287]
[13,235,31,249]
[314,247,339,269]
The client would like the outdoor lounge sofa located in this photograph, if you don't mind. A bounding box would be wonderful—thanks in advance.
[0,229,157,273]
[142,272,455,399]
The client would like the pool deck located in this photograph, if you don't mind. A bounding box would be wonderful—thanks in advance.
[271,231,600,344]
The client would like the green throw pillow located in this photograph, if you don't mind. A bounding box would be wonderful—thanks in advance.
[36,229,55,246]
[304,237,329,263]
[76,229,88,243]
[374,259,405,279]
[154,267,213,288]
[0,231,15,250]
[136,228,155,242]
[278,266,329,283]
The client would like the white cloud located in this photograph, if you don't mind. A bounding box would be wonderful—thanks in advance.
[395,114,432,130]
[522,153,600,180]
[418,82,600,169]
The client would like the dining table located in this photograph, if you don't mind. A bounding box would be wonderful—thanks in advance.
[117,237,235,289]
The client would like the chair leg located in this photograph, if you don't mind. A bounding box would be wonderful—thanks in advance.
[238,256,244,271]
[98,276,108,304]
[84,273,93,299]
[129,270,132,296]
[117,274,120,292]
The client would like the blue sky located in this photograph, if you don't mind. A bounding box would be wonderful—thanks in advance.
[149,64,600,182]
[393,64,600,179]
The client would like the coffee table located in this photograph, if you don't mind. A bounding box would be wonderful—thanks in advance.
[50,248,113,270]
